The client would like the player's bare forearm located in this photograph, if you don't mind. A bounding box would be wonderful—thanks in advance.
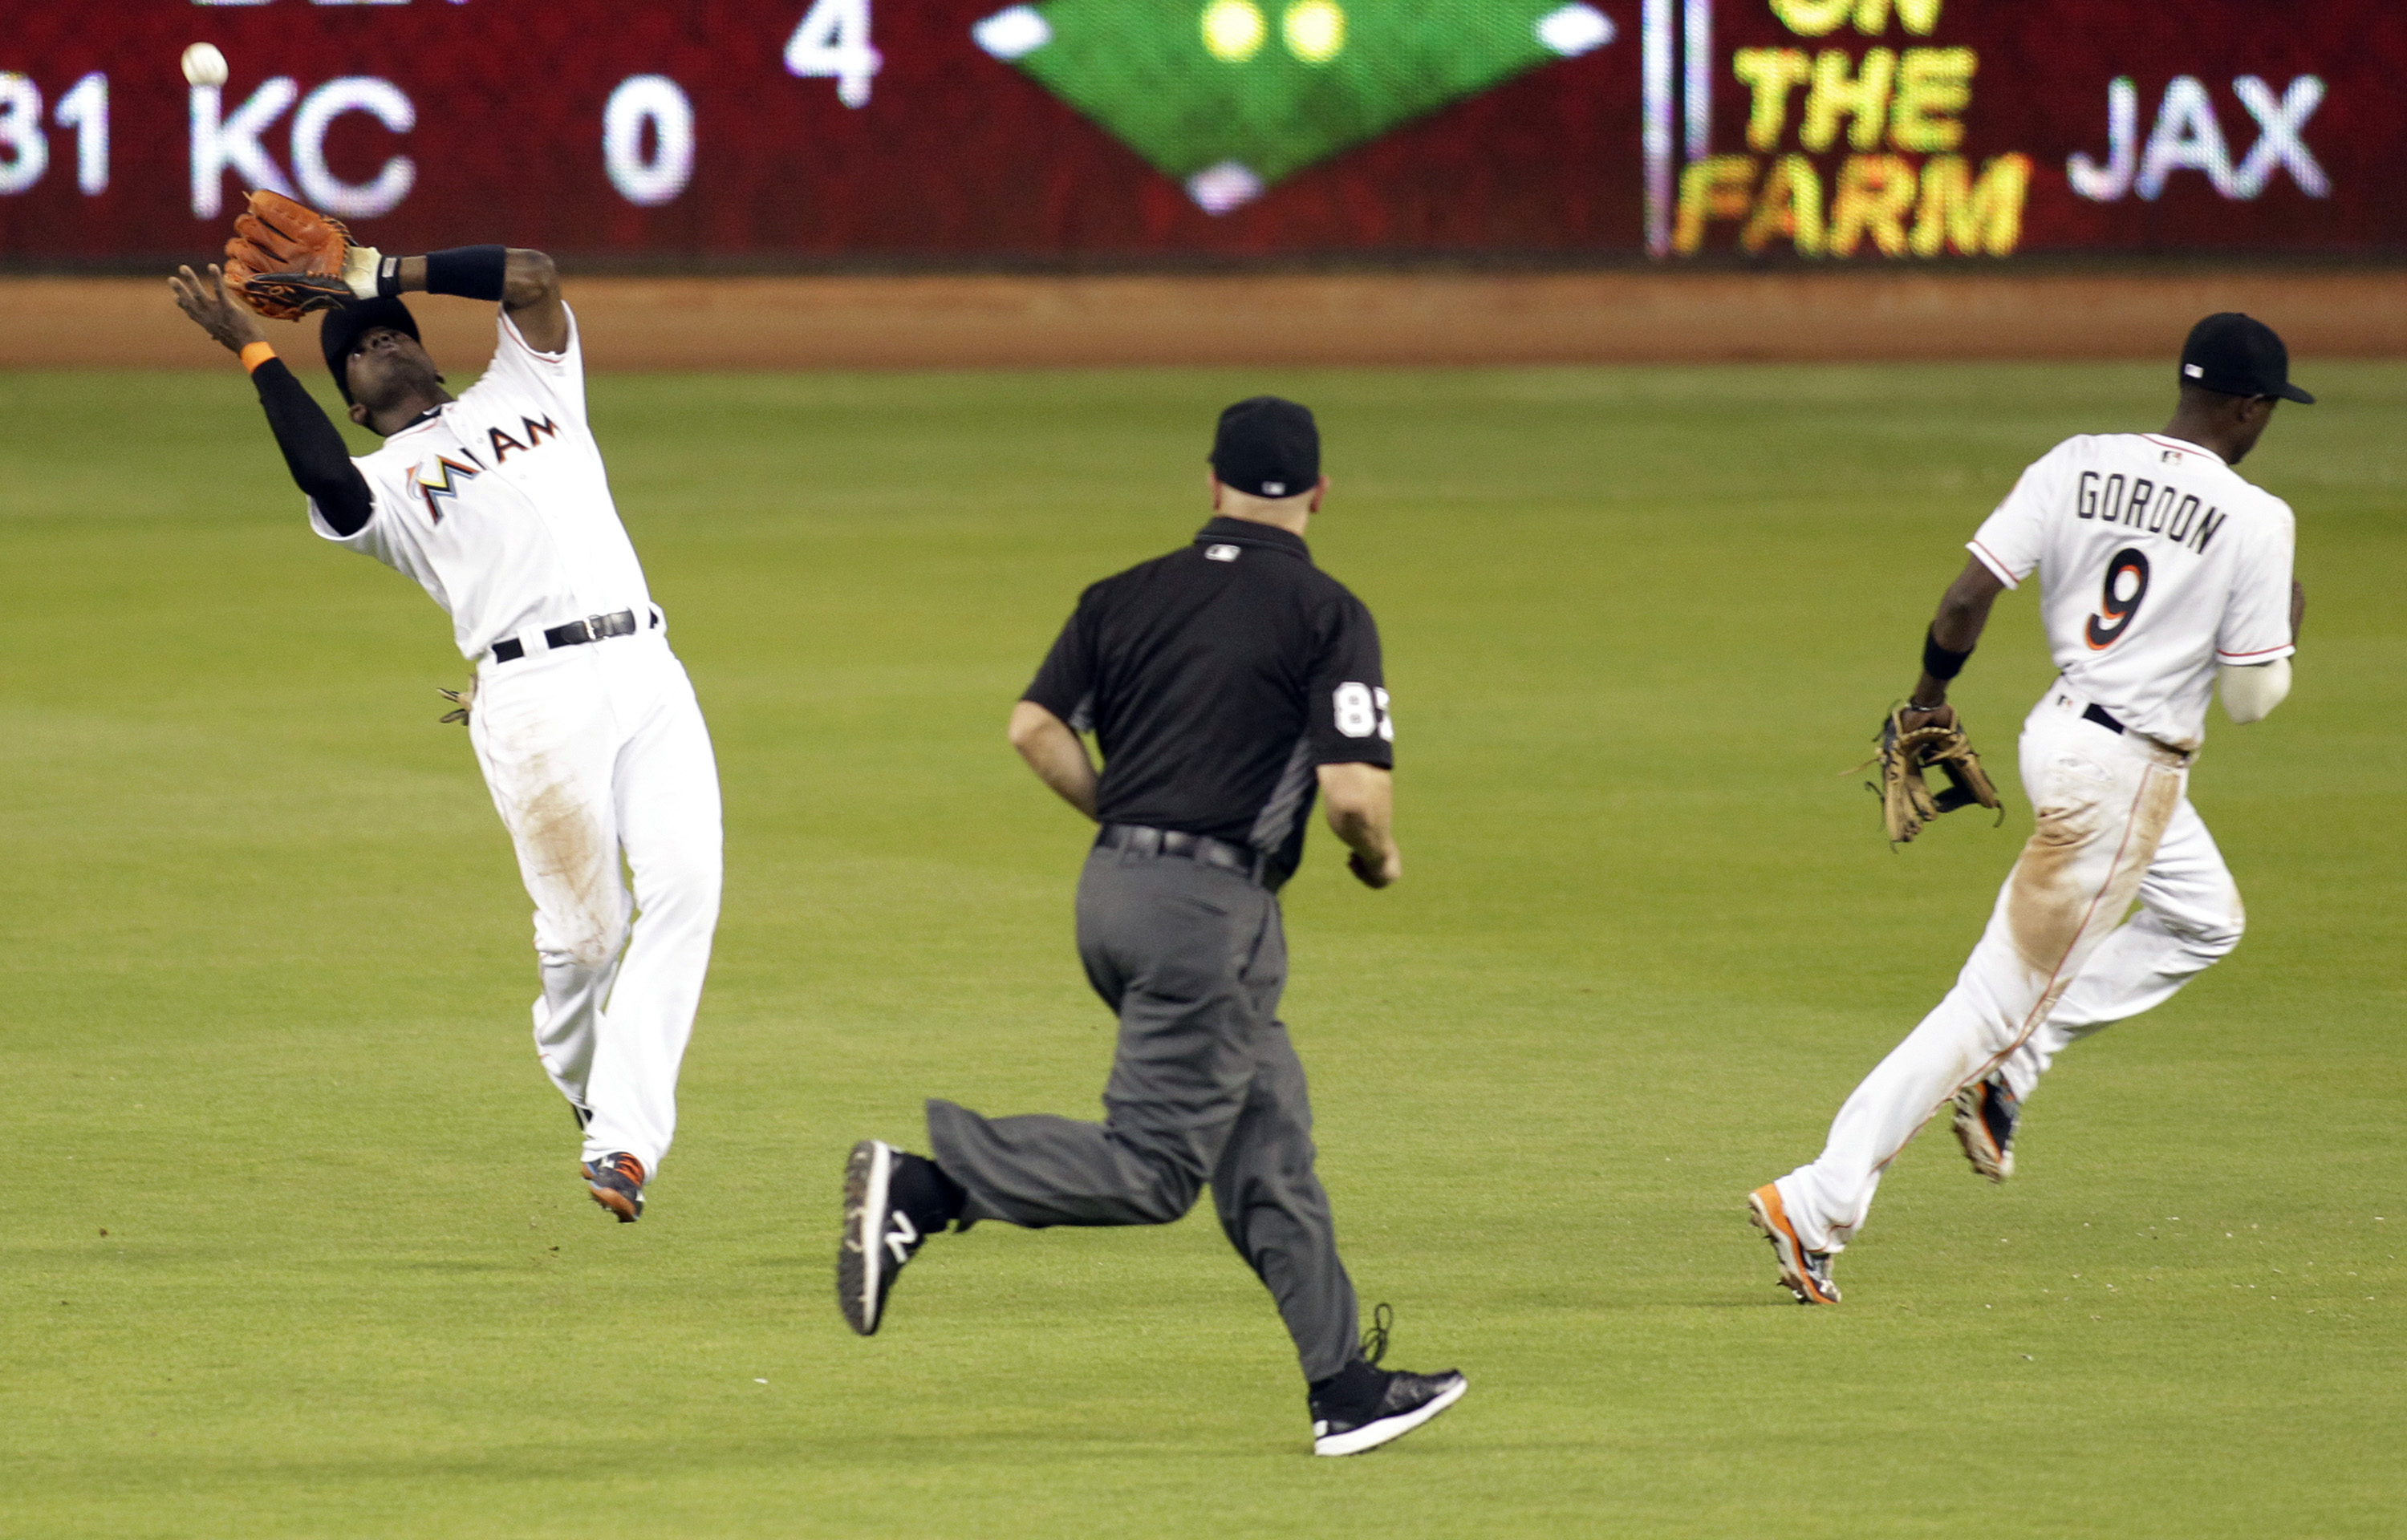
[387,249,567,351]
[1906,557,2009,723]
[499,251,566,350]
[1317,761,1400,889]
[1008,700,1100,821]
[168,264,268,354]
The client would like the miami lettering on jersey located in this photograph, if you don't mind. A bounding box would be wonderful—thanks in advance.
[489,415,560,464]
[409,417,566,521]
[317,307,658,663]
[415,454,482,522]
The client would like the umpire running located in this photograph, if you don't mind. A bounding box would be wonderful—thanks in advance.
[836,396,1466,1457]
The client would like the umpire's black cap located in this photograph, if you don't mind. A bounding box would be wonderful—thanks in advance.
[320,296,421,403]
[2181,313,2314,403]
[1210,396,1320,499]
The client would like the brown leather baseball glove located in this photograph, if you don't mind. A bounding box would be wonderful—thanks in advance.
[1872,707,2003,845]
[222,189,380,320]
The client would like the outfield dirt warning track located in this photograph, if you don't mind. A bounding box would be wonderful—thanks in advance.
[6,269,2401,370]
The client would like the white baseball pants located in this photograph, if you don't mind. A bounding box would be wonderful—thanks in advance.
[468,630,723,1177]
[1776,684,2245,1253]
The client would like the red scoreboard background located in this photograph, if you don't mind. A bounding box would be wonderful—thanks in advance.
[0,0,2400,265]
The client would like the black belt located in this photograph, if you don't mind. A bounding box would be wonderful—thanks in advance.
[2081,699,2191,760]
[491,609,642,664]
[1096,823,1272,888]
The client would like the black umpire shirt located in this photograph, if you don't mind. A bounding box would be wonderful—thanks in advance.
[1024,516,1393,887]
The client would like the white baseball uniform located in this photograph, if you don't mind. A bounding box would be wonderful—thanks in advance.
[1776,431,2295,1252]
[311,306,722,1178]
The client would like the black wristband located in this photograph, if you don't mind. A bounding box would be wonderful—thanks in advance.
[374,254,403,299]
[424,245,509,302]
[1922,626,1973,680]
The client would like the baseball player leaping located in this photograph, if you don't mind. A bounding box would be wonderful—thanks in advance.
[1749,314,2309,1303]
[170,193,722,1224]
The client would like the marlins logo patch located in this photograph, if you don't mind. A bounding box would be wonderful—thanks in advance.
[414,454,482,522]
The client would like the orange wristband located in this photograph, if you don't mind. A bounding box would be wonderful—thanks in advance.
[239,341,276,374]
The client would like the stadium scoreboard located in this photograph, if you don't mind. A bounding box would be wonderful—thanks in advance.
[2,0,2401,262]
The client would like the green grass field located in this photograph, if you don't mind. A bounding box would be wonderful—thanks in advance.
[2,358,2401,1538]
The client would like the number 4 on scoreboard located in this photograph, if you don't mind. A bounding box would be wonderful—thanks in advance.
[785,0,881,108]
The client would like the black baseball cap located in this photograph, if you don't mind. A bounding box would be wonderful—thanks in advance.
[320,296,420,403]
[1209,395,1319,499]
[2180,312,2313,403]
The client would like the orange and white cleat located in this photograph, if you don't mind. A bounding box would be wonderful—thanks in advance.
[1747,1184,1839,1304]
[582,1152,647,1223]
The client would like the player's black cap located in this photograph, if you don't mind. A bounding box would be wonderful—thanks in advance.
[1209,395,1320,499]
[320,296,421,403]
[2180,313,2314,404]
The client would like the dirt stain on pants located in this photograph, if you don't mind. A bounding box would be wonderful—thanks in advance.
[2008,761,2184,1006]
[509,754,624,970]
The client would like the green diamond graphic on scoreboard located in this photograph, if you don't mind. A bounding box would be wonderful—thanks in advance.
[972,0,1616,212]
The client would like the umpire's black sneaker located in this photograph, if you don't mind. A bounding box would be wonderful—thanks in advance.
[582,1152,646,1223]
[1307,1306,1467,1457]
[1952,1075,2021,1182]
[1309,1364,1468,1458]
[838,1140,963,1335]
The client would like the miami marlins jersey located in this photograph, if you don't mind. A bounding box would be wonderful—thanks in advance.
[1968,432,2295,750]
[310,306,653,660]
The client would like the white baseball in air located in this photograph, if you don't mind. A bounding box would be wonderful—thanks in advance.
[181,43,229,88]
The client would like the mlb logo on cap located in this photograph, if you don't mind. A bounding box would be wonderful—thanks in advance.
[1210,395,1320,500]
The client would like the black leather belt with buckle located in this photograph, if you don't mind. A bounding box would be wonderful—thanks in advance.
[1096,823,1271,887]
[492,609,643,664]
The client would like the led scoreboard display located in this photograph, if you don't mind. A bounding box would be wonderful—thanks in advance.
[0,0,2401,264]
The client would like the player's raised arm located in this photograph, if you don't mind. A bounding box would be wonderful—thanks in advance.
[211,191,570,353]
[168,262,374,536]
[376,248,568,354]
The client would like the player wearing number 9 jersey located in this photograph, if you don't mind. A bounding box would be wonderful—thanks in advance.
[1747,315,2308,1303]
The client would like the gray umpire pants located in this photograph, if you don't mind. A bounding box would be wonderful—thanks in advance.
[926,845,1362,1384]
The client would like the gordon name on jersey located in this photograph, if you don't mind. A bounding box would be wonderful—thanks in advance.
[1968,432,2295,750]
[309,307,654,662]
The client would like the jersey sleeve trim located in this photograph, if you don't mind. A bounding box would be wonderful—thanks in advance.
[1966,538,2022,589]
[497,305,576,363]
[2216,642,2296,663]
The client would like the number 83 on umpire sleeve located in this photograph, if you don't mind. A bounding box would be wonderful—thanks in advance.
[1333,683,1394,740]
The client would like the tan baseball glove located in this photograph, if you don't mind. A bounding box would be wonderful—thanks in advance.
[222,189,382,320]
[1871,707,2003,845]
